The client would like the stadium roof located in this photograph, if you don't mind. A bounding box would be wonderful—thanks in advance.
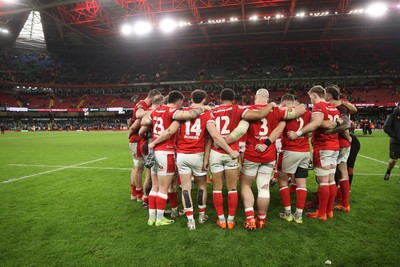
[0,0,400,52]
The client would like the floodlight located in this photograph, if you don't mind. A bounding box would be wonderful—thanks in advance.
[133,21,152,35]
[249,15,258,21]
[366,2,388,17]
[120,24,132,36]
[160,18,177,33]
[0,28,9,34]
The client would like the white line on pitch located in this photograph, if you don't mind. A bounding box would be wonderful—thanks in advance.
[6,163,399,176]
[1,157,107,184]
[358,154,388,165]
[8,163,130,171]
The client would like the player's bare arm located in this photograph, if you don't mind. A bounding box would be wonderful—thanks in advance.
[128,118,141,138]
[203,134,213,171]
[148,120,180,149]
[173,106,210,121]
[324,113,351,134]
[255,121,286,153]
[138,125,151,139]
[141,113,152,126]
[332,99,358,114]
[287,112,324,140]
[283,104,306,120]
[225,119,250,145]
[242,103,275,121]
[206,122,240,159]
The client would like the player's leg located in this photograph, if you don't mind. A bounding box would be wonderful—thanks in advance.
[191,153,209,225]
[306,149,330,220]
[385,142,399,180]
[278,151,293,221]
[225,168,239,229]
[326,151,339,218]
[348,134,360,186]
[293,153,310,223]
[154,151,176,226]
[255,163,274,229]
[240,159,257,230]
[129,142,138,200]
[142,168,152,208]
[133,140,145,202]
[210,150,227,228]
[147,169,159,226]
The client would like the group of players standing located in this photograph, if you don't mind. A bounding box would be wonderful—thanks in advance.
[127,85,359,230]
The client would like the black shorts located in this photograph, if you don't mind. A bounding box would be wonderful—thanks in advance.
[390,142,400,159]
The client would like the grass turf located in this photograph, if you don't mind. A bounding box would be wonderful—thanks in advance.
[0,130,399,266]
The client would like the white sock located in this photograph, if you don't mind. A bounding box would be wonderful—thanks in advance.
[156,209,165,220]
[227,215,235,222]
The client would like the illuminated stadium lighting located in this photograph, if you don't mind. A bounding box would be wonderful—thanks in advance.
[263,16,271,20]
[275,14,284,19]
[133,21,152,35]
[120,24,132,36]
[296,12,305,17]
[366,2,388,18]
[0,28,9,34]
[230,17,238,22]
[160,18,177,33]
[249,15,258,21]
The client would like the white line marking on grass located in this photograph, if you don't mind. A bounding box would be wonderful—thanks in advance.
[359,154,388,165]
[1,157,107,184]
[8,164,130,171]
[6,164,399,176]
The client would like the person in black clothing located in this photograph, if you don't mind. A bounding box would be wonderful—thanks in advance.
[0,124,5,134]
[383,104,400,180]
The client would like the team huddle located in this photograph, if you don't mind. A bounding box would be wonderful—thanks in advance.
[127,85,358,230]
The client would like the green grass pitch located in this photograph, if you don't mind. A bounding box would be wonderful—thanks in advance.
[0,130,399,266]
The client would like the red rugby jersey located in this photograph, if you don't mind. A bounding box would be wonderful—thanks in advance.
[176,107,215,154]
[311,101,340,151]
[149,105,178,151]
[244,106,286,163]
[211,104,247,154]
[281,109,312,152]
[129,100,149,143]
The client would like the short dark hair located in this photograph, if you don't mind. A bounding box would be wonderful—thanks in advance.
[220,88,235,101]
[168,91,184,104]
[191,89,207,104]
[325,85,340,100]
[308,85,326,99]
[152,95,164,105]
[148,89,161,98]
[281,93,296,103]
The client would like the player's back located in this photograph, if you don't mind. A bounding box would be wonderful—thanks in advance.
[282,109,312,152]
[212,104,246,154]
[129,100,149,143]
[244,106,286,163]
[312,101,340,151]
[177,107,214,154]
[150,105,177,151]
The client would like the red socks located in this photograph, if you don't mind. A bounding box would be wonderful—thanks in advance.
[213,191,224,217]
[296,188,307,210]
[279,186,291,208]
[131,184,137,197]
[318,184,330,216]
[228,190,238,217]
[168,192,178,209]
[327,183,337,213]
[339,179,350,207]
